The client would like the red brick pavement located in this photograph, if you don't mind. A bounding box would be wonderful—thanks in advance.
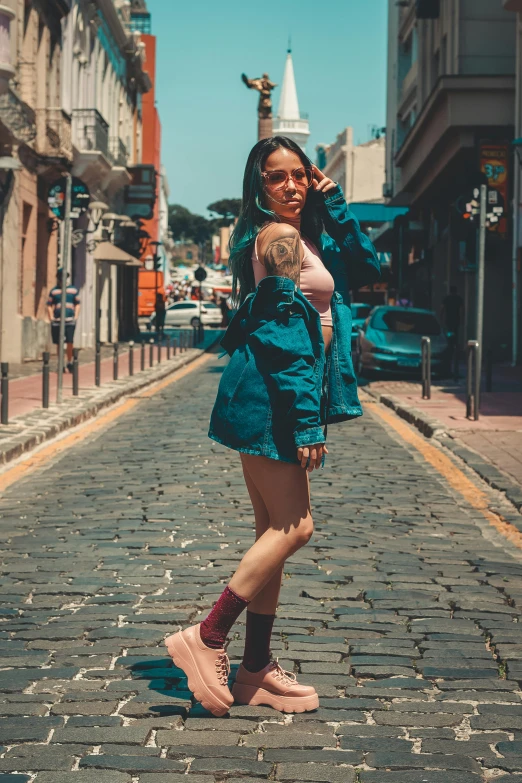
[368,363,522,488]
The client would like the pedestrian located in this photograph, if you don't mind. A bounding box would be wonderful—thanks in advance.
[442,285,464,342]
[154,292,166,341]
[47,268,80,373]
[165,135,380,716]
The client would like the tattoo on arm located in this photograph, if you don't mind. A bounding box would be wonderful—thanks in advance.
[264,235,300,286]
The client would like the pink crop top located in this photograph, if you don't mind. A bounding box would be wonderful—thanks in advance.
[252,228,335,327]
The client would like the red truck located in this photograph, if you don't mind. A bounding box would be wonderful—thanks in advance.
[138,269,165,317]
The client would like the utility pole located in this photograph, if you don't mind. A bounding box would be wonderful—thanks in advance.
[475,183,487,412]
[57,173,72,403]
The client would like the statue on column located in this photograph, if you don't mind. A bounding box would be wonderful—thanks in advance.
[241,72,277,141]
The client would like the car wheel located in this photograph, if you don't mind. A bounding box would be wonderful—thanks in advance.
[190,317,201,328]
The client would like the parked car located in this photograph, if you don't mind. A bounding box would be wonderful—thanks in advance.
[350,303,373,350]
[148,301,222,329]
[355,306,450,377]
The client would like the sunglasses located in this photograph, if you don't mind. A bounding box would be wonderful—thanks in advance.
[261,167,314,192]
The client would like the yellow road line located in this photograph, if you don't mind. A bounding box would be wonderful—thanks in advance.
[0,352,212,494]
[365,399,522,550]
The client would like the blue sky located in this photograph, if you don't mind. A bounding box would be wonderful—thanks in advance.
[147,0,388,216]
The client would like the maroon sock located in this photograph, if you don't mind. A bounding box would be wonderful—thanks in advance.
[242,611,276,673]
[200,585,249,649]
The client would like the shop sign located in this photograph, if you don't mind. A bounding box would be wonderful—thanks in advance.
[480,142,508,234]
[48,177,90,220]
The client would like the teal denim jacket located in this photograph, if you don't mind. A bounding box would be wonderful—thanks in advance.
[208,185,380,464]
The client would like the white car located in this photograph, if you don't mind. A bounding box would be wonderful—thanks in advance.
[149,301,222,329]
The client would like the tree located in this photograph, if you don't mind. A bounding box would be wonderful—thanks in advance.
[207,198,241,226]
[168,204,213,243]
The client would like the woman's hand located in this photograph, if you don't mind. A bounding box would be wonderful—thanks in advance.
[312,165,337,195]
[297,443,329,472]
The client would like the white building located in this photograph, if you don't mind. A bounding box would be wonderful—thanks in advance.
[61,0,150,346]
[159,165,172,290]
[272,49,310,151]
[317,128,385,204]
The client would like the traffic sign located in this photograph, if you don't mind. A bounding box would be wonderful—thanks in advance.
[456,186,504,229]
[48,176,90,220]
[194,266,207,282]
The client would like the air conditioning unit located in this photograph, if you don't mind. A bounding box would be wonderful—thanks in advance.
[416,0,440,19]
[383,183,393,199]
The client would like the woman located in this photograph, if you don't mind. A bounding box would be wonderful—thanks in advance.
[166,136,380,716]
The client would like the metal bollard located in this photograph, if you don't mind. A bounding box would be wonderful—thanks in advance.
[198,322,204,344]
[166,335,171,360]
[42,352,50,409]
[72,348,79,396]
[172,337,177,357]
[129,341,134,377]
[113,343,119,381]
[149,338,154,368]
[140,341,145,372]
[421,336,431,400]
[157,338,162,364]
[485,348,493,393]
[192,325,197,348]
[0,363,8,425]
[95,341,101,387]
[466,340,480,421]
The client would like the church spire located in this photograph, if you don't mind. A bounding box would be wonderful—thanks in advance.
[277,50,300,121]
[273,48,310,151]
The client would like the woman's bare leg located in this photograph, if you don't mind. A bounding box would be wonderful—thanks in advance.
[228,454,312,602]
[240,455,283,615]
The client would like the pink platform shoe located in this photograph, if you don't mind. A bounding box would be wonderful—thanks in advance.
[232,659,319,713]
[165,623,233,717]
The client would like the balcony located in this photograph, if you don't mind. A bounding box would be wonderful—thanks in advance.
[393,74,515,204]
[72,108,112,188]
[34,108,72,163]
[108,136,129,167]
[0,87,35,144]
[73,108,109,157]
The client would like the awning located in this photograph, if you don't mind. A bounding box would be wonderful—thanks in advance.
[93,242,142,267]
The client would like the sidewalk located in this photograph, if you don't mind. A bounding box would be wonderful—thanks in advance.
[364,362,522,510]
[4,327,211,420]
[0,328,222,466]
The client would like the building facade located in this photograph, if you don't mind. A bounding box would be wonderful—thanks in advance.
[385,0,517,359]
[63,0,151,347]
[0,0,156,364]
[0,0,69,363]
[317,128,386,205]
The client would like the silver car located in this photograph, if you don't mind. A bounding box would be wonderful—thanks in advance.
[149,301,222,329]
[355,306,450,377]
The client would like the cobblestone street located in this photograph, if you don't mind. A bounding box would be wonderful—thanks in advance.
[0,349,522,782]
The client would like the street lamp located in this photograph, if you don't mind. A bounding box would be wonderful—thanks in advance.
[149,240,163,305]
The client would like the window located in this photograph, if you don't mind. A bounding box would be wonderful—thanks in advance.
[352,304,372,320]
[371,310,441,336]
[170,303,196,310]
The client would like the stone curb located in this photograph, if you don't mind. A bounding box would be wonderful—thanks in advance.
[0,342,218,467]
[363,386,522,514]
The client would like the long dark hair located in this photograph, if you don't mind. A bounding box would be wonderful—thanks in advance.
[229,136,323,304]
